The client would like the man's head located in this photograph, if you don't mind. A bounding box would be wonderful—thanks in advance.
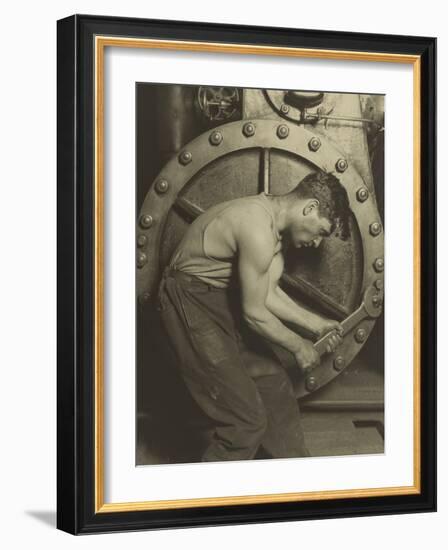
[282,171,351,249]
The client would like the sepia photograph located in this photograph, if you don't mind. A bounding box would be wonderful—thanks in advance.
[55,13,436,535]
[135,83,385,465]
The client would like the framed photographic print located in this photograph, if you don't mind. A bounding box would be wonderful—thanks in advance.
[57,14,436,534]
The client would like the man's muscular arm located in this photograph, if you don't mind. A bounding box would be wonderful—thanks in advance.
[264,254,343,353]
[237,217,319,370]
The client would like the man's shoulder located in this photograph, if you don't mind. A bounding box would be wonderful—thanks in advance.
[230,196,273,223]
[236,204,276,251]
[209,195,276,251]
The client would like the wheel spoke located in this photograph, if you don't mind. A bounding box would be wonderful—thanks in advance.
[261,147,270,194]
[173,196,204,222]
[281,273,349,321]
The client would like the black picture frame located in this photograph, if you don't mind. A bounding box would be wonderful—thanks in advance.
[57,14,436,535]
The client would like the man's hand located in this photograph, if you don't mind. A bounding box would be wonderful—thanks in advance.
[314,319,344,353]
[293,338,320,374]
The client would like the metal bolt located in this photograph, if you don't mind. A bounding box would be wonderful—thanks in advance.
[155,179,169,193]
[370,222,382,236]
[209,131,223,146]
[277,124,289,139]
[280,103,290,114]
[374,257,384,273]
[355,328,367,343]
[308,137,321,152]
[210,386,219,400]
[242,122,255,137]
[139,214,153,229]
[305,375,318,392]
[374,279,383,291]
[137,234,147,248]
[372,295,382,308]
[139,291,151,304]
[179,150,192,165]
[336,158,348,173]
[137,251,147,268]
[356,187,369,202]
[333,356,345,372]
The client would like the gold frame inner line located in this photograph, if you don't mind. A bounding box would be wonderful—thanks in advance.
[94,35,421,514]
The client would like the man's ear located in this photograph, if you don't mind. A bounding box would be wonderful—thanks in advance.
[303,199,319,216]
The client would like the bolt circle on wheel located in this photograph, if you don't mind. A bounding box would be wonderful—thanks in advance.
[374,257,384,272]
[308,137,321,152]
[139,214,153,229]
[155,179,169,193]
[137,119,384,399]
[355,328,367,343]
[356,187,369,202]
[137,251,147,268]
[374,278,383,291]
[137,234,147,248]
[277,124,289,139]
[179,151,192,165]
[209,131,223,146]
[333,356,346,371]
[305,376,318,392]
[242,122,255,137]
[139,291,151,304]
[336,158,348,172]
[370,222,382,236]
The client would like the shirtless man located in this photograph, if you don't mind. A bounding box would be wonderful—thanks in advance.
[157,170,351,462]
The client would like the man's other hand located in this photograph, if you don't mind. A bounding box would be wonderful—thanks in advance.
[293,338,320,374]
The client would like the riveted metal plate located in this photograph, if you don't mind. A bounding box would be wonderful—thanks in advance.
[137,118,384,398]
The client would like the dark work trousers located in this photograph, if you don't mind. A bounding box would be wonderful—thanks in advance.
[156,265,310,462]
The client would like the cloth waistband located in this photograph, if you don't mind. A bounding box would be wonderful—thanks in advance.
[163,265,226,290]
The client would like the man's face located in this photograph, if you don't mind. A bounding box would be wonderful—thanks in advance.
[288,199,332,249]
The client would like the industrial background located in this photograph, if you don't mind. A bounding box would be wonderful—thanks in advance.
[135,83,385,465]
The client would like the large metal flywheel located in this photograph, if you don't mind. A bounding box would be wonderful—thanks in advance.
[137,118,384,398]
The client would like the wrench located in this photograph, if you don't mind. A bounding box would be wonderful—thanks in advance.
[313,285,383,357]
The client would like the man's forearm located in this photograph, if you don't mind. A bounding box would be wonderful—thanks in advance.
[266,286,323,336]
[243,306,305,354]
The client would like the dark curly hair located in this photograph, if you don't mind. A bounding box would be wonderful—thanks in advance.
[288,171,351,240]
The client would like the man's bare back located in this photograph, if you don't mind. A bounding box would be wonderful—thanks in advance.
[170,192,281,289]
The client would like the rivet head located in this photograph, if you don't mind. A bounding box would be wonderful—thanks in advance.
[210,386,219,400]
[139,291,151,304]
[179,151,192,165]
[356,187,369,202]
[139,214,153,229]
[305,375,318,392]
[155,179,169,193]
[370,222,382,236]
[209,131,223,146]
[242,122,255,137]
[308,137,321,152]
[137,251,147,268]
[277,124,289,139]
[355,328,367,343]
[336,158,348,172]
[333,356,345,372]
[372,295,382,308]
[137,234,147,248]
[374,257,384,273]
[280,103,290,114]
[374,279,383,291]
